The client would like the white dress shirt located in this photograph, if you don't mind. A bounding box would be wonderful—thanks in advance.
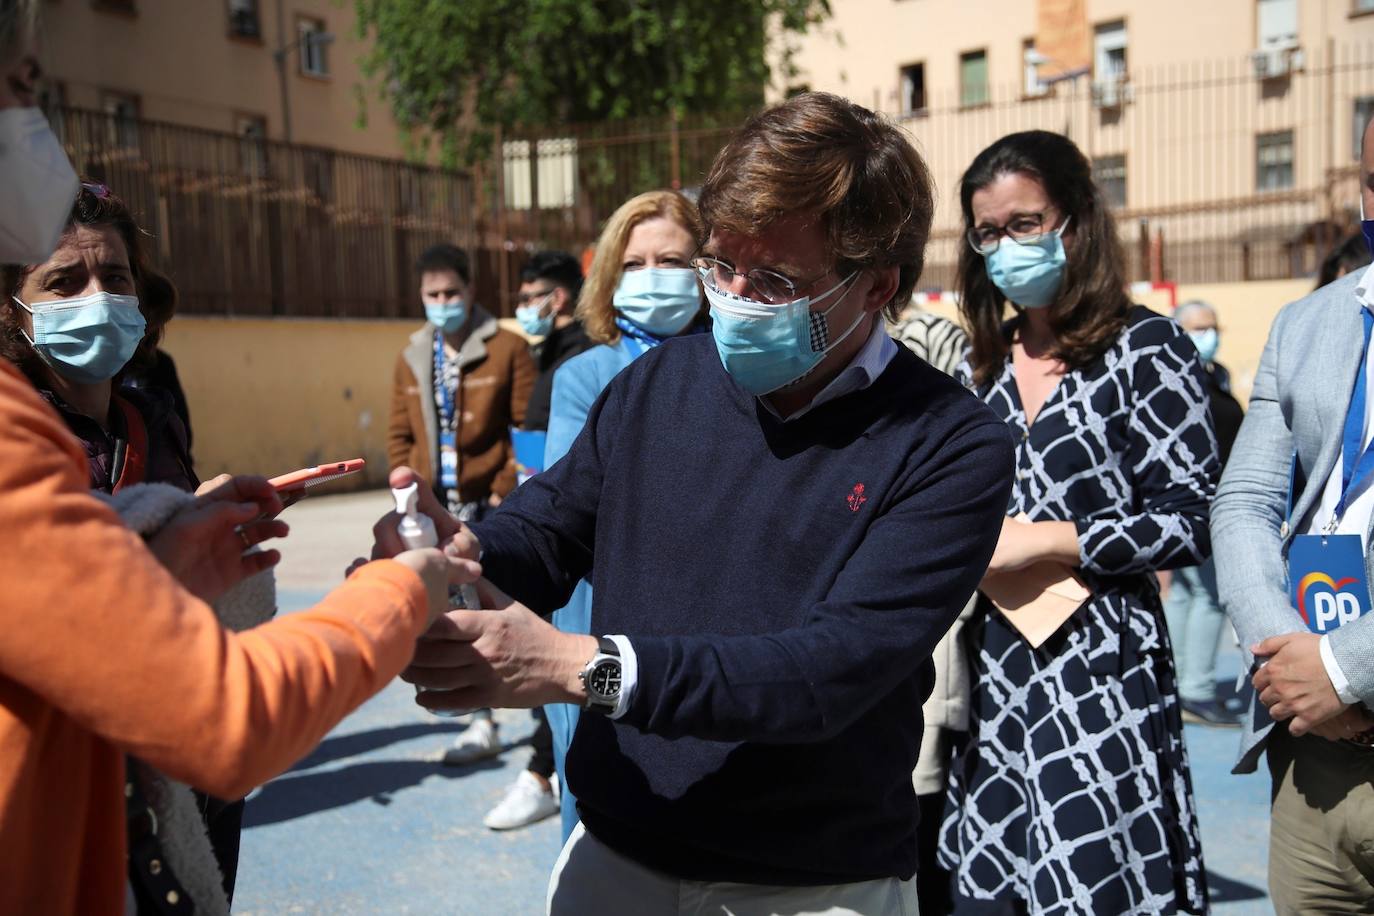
[1303,261,1374,704]
[605,319,899,718]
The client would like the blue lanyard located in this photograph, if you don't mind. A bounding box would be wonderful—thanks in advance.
[615,317,662,359]
[433,330,456,430]
[1335,308,1374,526]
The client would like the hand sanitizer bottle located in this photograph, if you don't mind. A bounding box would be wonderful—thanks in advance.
[392,481,462,716]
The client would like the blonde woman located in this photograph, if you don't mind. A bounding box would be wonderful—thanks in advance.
[542,189,706,837]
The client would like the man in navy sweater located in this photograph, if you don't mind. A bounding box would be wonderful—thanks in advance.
[379,92,1015,913]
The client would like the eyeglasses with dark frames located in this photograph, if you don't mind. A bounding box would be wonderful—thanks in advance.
[966,212,1066,255]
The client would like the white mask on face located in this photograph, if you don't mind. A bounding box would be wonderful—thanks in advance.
[0,108,80,264]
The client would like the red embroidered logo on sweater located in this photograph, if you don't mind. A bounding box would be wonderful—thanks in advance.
[847,483,867,512]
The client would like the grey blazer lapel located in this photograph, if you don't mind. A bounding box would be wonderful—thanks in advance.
[1290,300,1366,539]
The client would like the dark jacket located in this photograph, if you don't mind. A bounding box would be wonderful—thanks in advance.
[37,385,197,494]
[1206,362,1244,468]
[525,321,595,432]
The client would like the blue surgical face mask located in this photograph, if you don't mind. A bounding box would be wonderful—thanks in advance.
[613,268,701,337]
[1361,196,1374,258]
[1188,328,1219,363]
[15,291,147,384]
[425,298,468,334]
[705,270,863,395]
[983,216,1072,309]
[516,300,555,337]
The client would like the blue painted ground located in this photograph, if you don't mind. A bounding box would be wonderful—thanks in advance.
[232,588,1272,915]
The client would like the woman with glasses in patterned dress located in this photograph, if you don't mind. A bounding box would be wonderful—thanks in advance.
[937,131,1215,915]
[542,189,707,838]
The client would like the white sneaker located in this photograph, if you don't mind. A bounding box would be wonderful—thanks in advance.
[484,770,559,830]
[441,718,501,765]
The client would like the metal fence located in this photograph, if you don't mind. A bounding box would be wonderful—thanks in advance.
[48,42,1374,319]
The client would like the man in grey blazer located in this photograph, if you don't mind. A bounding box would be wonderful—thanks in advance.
[1213,117,1374,913]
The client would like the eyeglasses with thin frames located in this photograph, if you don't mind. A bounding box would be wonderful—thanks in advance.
[689,255,834,305]
[966,212,1068,255]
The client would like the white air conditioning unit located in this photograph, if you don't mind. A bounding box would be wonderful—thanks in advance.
[1091,78,1131,110]
[1251,44,1303,80]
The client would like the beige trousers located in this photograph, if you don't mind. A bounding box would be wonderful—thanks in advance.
[1267,728,1374,914]
[547,823,920,916]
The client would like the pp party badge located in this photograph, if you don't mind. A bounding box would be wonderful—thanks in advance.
[1289,534,1373,635]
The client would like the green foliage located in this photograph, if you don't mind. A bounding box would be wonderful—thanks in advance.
[348,0,830,166]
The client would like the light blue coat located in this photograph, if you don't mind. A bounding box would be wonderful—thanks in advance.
[1213,269,1374,772]
[541,337,649,838]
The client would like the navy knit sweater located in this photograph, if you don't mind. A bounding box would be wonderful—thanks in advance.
[472,333,1014,884]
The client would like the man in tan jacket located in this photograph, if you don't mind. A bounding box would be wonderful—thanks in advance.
[387,243,535,764]
[388,244,535,519]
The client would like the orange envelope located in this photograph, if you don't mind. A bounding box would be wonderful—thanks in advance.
[981,561,1091,648]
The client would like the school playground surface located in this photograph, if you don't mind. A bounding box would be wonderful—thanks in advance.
[231,490,1273,915]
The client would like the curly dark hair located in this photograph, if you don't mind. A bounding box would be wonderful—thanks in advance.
[1,181,176,382]
[956,131,1131,388]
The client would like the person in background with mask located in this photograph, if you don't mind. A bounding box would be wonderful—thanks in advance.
[377,92,1014,914]
[481,249,591,831]
[0,3,472,911]
[517,250,593,434]
[535,189,707,838]
[388,243,534,766]
[939,130,1215,914]
[1213,116,1374,914]
[1164,300,1244,727]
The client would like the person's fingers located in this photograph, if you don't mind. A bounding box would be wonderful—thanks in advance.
[280,489,308,510]
[1258,685,1281,708]
[241,548,281,576]
[201,475,283,516]
[473,576,514,611]
[1252,635,1293,658]
[371,511,406,559]
[344,557,369,579]
[1269,702,1294,721]
[1289,716,1312,737]
[408,638,482,669]
[400,662,483,691]
[422,609,492,642]
[238,518,289,548]
[1252,665,1273,692]
[389,466,420,490]
[195,473,234,497]
[445,557,483,587]
[414,685,486,712]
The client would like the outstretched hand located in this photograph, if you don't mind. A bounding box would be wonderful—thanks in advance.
[400,577,596,712]
[149,475,288,604]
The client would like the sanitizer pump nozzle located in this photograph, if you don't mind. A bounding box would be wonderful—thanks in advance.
[393,482,437,550]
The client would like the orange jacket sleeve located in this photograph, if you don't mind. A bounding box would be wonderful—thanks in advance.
[0,363,429,799]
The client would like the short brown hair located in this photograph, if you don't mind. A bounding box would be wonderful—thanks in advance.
[577,190,704,346]
[2,181,175,380]
[956,130,1131,388]
[697,91,935,320]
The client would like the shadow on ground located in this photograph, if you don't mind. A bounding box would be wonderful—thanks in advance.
[1207,870,1266,903]
[244,757,505,828]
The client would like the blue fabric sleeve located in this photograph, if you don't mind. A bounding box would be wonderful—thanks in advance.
[544,351,606,470]
[619,420,1015,744]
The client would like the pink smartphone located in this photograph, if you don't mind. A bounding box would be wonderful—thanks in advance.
[268,458,366,493]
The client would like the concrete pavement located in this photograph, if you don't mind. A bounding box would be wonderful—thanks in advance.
[231,489,1272,915]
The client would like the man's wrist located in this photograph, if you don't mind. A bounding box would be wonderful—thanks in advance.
[559,634,600,704]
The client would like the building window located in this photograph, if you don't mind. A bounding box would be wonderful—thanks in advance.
[298,18,330,78]
[100,90,140,149]
[1256,130,1295,191]
[1356,97,1374,160]
[1094,21,1127,82]
[960,50,989,108]
[1023,39,1048,98]
[1093,155,1127,208]
[228,0,261,38]
[899,63,926,116]
[1257,0,1299,47]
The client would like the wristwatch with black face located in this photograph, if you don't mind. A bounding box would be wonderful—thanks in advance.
[579,637,622,714]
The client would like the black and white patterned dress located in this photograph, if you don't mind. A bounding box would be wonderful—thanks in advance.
[938,307,1215,915]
